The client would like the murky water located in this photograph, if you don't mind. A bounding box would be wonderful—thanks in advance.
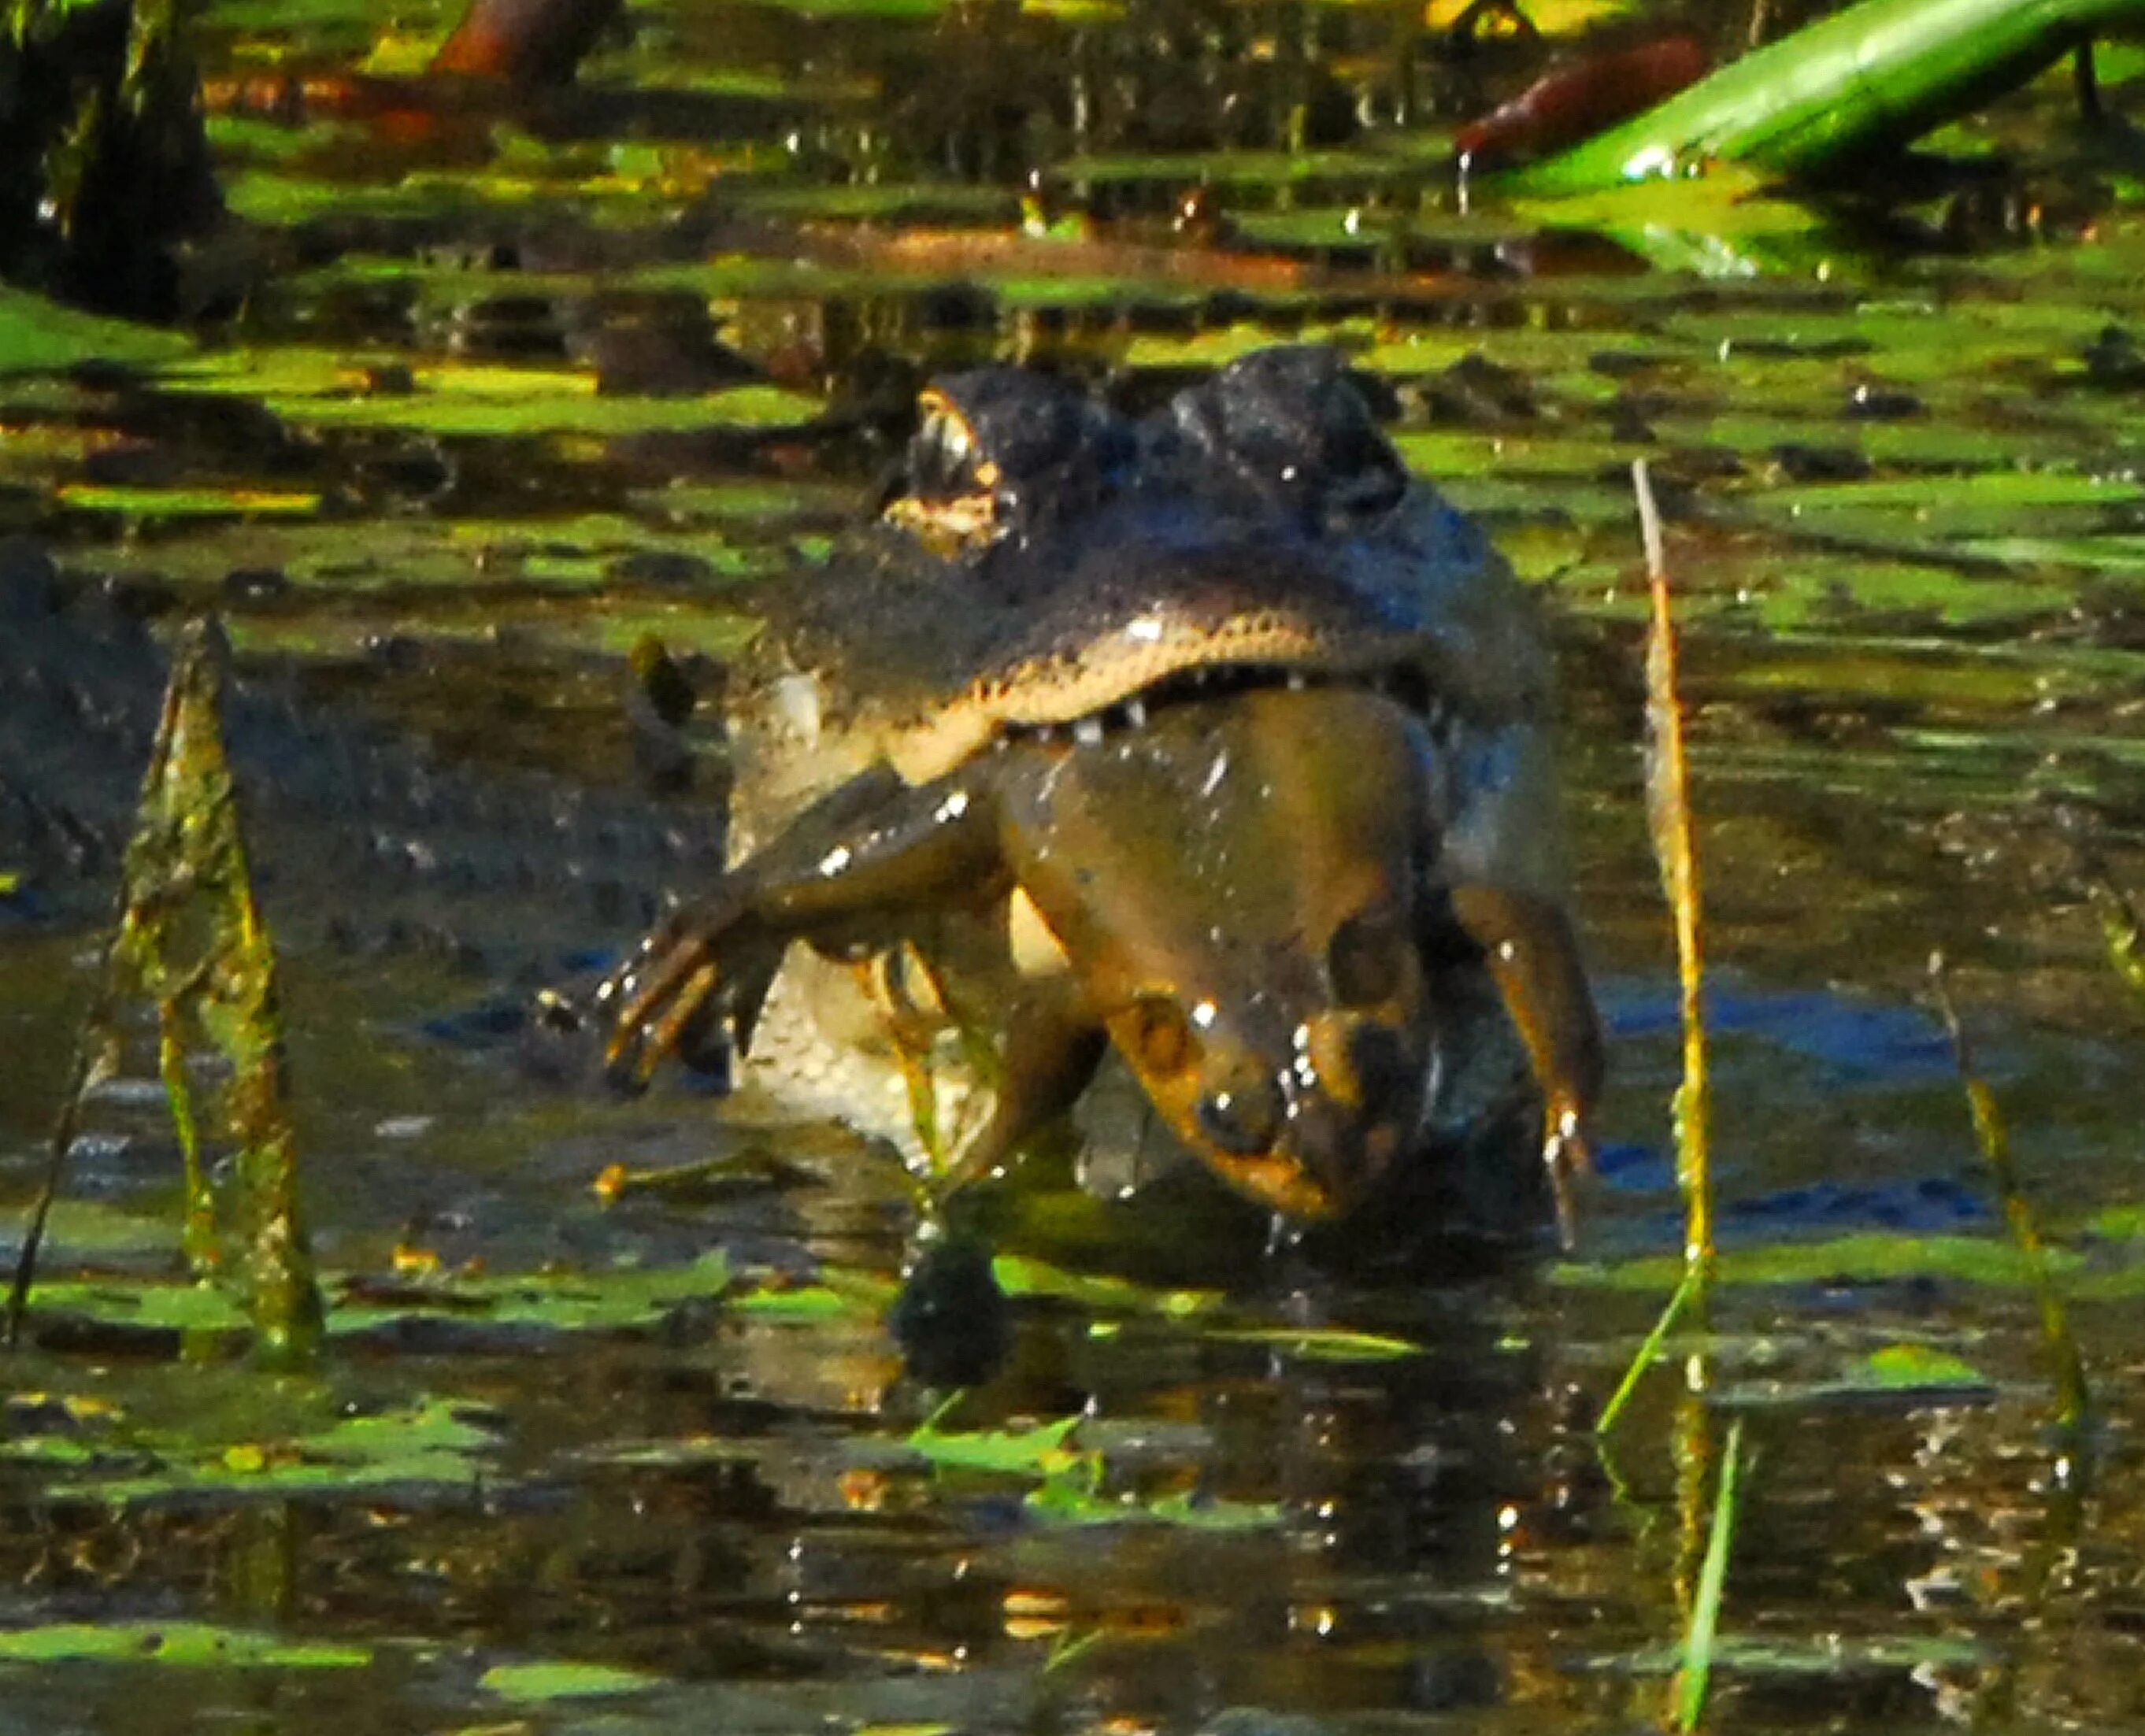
[2,1,2144,1730]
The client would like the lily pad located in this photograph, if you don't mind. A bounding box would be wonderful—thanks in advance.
[0,1622,369,1670]
[55,483,324,520]
[1553,1231,2068,1293]
[0,287,191,375]
[481,1660,668,1701]
[1202,1326,1425,1361]
[1024,1481,1286,1530]
[88,1398,505,1506]
[905,1413,1087,1476]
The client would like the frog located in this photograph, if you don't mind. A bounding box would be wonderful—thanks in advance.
[598,345,1602,1238]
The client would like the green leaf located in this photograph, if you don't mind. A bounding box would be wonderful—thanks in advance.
[330,1252,738,1337]
[991,1254,1218,1316]
[729,1268,897,1318]
[0,286,191,374]
[1676,1418,1746,1732]
[480,1660,667,1701]
[1022,1480,1285,1530]
[0,1622,369,1670]
[1858,1343,1989,1390]
[905,1413,1087,1476]
[24,1279,249,1333]
[155,349,823,438]
[87,1399,503,1506]
[1202,1326,1425,1361]
[1510,0,2144,194]
[56,483,322,520]
[1613,1633,1985,1676]
[1553,1232,2070,1293]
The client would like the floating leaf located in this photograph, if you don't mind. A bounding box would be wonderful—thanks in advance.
[905,1414,1087,1477]
[20,1279,247,1334]
[480,1660,667,1701]
[1023,1479,1285,1530]
[1858,1342,1989,1390]
[335,1251,736,1334]
[0,1622,369,1670]
[0,287,191,375]
[1608,1632,1985,1677]
[1202,1326,1424,1361]
[83,1399,503,1506]
[729,1268,897,1318]
[991,1254,1217,1317]
[1554,1231,2069,1292]
[55,483,322,519]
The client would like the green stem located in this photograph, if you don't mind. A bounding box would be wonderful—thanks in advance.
[1674,1416,1747,1733]
[1596,1262,1704,1440]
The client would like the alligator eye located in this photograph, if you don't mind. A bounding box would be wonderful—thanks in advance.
[1126,993,1197,1076]
[1328,909,1404,1006]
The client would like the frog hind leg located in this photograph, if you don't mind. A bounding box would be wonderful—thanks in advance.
[1446,883,1605,1248]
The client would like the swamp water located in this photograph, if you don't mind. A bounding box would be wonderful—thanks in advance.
[2,0,2145,1729]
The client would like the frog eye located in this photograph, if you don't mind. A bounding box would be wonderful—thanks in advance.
[1126,992,1198,1076]
[1328,909,1405,1006]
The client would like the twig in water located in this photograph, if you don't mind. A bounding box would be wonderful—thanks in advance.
[1928,952,2088,1437]
[1599,461,1716,1435]
[6,1032,115,1348]
[1636,461,1713,1279]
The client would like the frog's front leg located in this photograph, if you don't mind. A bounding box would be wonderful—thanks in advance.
[602,765,1005,1090]
[1447,883,1605,1247]
[939,980,1109,1192]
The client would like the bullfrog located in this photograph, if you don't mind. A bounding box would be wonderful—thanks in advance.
[599,346,1602,1237]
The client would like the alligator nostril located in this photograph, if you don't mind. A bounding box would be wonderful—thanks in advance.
[1195,1083,1281,1156]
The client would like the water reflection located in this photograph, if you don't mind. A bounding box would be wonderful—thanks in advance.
[0,0,2142,1730]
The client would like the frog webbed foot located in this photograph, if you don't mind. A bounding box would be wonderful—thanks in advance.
[1447,883,1605,1248]
[598,884,784,1094]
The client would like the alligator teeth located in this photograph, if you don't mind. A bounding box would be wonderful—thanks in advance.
[1073,717,1105,747]
[1285,672,1307,691]
[1123,698,1148,729]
